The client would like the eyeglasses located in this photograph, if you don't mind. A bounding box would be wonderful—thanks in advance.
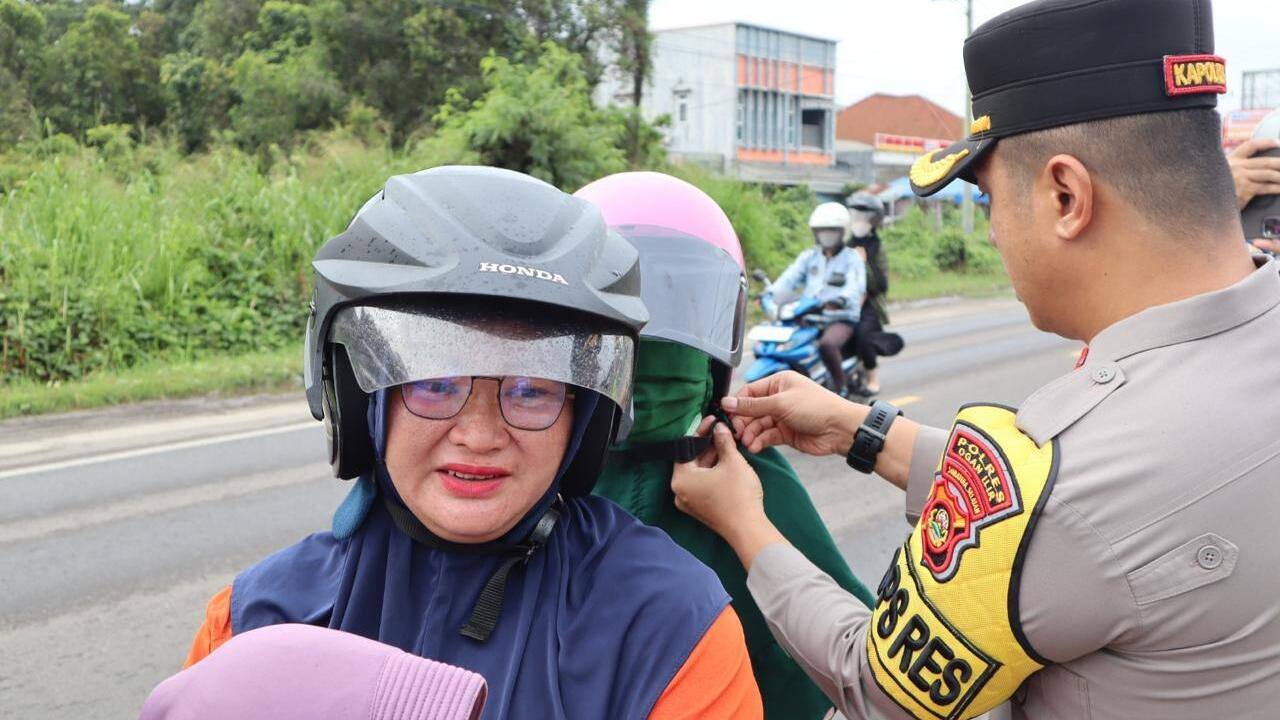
[401,376,570,431]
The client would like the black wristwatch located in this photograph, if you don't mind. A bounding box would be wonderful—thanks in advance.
[846,400,902,474]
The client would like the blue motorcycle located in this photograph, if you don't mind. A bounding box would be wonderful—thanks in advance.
[744,270,902,398]
[743,273,866,395]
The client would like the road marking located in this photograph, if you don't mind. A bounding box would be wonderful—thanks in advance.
[0,421,318,481]
[888,395,922,407]
[0,463,328,545]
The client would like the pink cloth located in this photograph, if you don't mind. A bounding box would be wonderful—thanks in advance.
[140,624,486,720]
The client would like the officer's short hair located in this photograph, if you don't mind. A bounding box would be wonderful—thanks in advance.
[1000,109,1237,236]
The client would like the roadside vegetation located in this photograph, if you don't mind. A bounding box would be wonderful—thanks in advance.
[0,0,1005,418]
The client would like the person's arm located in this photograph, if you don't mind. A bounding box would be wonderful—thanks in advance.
[872,243,890,296]
[1228,138,1280,210]
[1228,138,1280,254]
[184,585,233,668]
[648,606,764,720]
[720,372,931,492]
[770,249,811,298]
[672,427,1137,719]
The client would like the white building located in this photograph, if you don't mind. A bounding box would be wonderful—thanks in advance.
[597,22,855,193]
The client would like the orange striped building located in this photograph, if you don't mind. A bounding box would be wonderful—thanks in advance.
[596,22,845,191]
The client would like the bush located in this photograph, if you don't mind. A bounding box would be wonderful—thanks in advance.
[881,205,1002,278]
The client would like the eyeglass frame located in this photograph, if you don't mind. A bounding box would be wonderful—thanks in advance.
[399,375,575,432]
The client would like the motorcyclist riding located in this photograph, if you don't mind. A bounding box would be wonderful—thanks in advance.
[845,191,891,395]
[762,202,867,397]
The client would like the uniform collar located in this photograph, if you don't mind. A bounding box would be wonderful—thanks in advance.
[1088,256,1280,364]
[1017,256,1279,446]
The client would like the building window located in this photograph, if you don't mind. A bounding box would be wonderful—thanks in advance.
[801,108,825,149]
[736,91,745,143]
[679,102,687,122]
[787,97,797,147]
[801,38,825,66]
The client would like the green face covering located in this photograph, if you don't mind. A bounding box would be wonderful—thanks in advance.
[619,340,714,447]
[596,338,875,720]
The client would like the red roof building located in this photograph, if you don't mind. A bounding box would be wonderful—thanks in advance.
[835,94,964,183]
[836,93,963,147]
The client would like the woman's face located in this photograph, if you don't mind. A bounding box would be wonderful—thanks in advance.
[383,380,573,543]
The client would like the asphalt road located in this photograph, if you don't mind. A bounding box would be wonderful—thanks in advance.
[0,295,1076,719]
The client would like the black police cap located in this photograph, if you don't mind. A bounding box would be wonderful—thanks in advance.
[911,0,1225,197]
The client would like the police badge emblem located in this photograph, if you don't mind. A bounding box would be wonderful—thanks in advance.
[919,422,1024,582]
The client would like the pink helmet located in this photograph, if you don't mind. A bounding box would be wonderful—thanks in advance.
[575,172,745,269]
[575,172,748,401]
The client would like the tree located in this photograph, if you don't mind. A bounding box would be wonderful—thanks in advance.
[181,0,263,60]
[311,0,520,144]
[35,5,164,137]
[245,1,312,59]
[162,52,232,152]
[229,47,346,157]
[0,0,45,146]
[0,0,45,80]
[608,0,651,166]
[428,42,635,190]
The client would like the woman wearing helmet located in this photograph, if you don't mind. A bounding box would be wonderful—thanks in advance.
[574,172,875,720]
[762,202,868,396]
[181,167,762,719]
[845,191,891,394]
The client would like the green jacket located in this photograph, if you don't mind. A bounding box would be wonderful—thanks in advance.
[594,341,874,719]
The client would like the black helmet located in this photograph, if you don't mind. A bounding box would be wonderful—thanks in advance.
[304,166,647,495]
[846,191,886,224]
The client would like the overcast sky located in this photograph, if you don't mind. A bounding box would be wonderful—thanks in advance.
[649,0,1278,116]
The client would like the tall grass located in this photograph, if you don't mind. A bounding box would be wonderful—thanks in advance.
[1,135,424,384]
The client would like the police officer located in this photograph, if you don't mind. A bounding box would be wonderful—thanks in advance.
[669,0,1280,718]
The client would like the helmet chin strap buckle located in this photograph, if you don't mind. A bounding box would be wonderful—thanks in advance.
[620,407,737,465]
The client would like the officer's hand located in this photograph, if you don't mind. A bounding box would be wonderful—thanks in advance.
[1228,138,1280,210]
[671,422,766,539]
[721,371,863,457]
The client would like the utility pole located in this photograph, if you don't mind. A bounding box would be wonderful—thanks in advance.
[960,0,975,236]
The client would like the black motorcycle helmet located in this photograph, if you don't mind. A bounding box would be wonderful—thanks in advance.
[303,166,648,497]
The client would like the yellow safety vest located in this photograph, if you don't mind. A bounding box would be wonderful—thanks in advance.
[868,404,1057,719]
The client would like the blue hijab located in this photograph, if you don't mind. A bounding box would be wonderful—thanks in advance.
[230,389,730,719]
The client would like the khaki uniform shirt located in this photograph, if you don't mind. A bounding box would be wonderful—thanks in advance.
[749,258,1280,719]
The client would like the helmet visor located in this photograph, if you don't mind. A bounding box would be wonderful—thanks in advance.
[622,228,747,368]
[329,297,635,410]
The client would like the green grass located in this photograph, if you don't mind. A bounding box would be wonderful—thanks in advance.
[0,345,302,419]
[890,269,1011,302]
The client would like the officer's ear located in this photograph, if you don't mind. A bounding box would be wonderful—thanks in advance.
[1045,154,1094,241]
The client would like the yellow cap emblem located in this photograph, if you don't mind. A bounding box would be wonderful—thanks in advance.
[970,115,991,135]
[910,148,971,189]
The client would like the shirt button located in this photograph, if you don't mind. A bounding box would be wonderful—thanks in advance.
[1197,545,1223,570]
[1091,366,1116,384]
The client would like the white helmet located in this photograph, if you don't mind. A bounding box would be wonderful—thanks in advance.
[809,202,851,249]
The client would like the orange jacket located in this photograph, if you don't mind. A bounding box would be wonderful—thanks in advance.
[186,585,762,719]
